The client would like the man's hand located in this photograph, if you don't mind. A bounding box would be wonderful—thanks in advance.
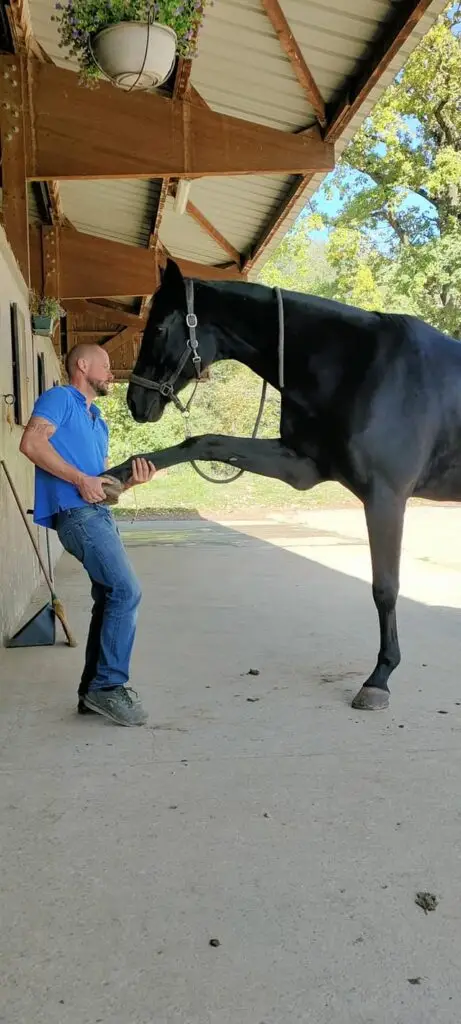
[77,474,108,504]
[124,458,157,490]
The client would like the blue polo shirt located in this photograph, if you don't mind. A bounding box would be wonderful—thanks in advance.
[31,385,109,528]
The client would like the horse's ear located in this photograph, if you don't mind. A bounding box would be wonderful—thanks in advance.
[161,258,184,294]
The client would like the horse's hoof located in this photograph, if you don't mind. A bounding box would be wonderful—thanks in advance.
[351,686,389,711]
[101,475,123,505]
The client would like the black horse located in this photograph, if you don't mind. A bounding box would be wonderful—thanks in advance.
[106,258,461,711]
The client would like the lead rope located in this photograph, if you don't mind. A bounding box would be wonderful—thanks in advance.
[187,379,268,484]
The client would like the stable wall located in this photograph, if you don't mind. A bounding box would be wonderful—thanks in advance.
[0,226,62,644]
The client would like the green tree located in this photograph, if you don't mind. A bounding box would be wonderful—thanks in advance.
[320,3,461,334]
[260,214,334,295]
[261,5,461,335]
[100,365,280,467]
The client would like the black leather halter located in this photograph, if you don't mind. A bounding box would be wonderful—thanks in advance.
[129,279,201,415]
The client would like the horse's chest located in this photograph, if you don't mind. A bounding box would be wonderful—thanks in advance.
[280,401,322,458]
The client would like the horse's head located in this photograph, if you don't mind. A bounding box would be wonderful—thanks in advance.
[127,259,216,423]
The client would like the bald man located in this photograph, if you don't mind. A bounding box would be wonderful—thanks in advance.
[20,343,156,726]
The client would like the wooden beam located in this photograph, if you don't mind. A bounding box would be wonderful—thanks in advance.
[260,0,326,126]
[32,226,245,299]
[6,0,50,62]
[186,200,242,266]
[64,299,147,329]
[104,326,140,358]
[147,182,170,255]
[42,225,60,298]
[0,60,30,282]
[67,330,119,337]
[188,85,210,109]
[326,0,434,143]
[8,57,334,180]
[173,56,194,103]
[6,2,66,229]
[42,225,61,353]
[241,174,310,273]
[47,180,65,226]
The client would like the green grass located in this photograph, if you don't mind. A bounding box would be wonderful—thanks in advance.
[112,463,359,519]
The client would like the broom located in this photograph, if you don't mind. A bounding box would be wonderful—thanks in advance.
[1,459,77,647]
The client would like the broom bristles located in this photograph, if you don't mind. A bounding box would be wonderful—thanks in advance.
[52,597,78,647]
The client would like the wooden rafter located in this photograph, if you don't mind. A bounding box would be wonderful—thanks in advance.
[6,0,49,62]
[47,179,65,226]
[260,0,326,126]
[186,200,242,267]
[245,0,435,271]
[64,299,147,329]
[9,57,333,180]
[0,57,29,281]
[29,225,245,300]
[189,85,210,109]
[325,0,435,142]
[103,326,140,358]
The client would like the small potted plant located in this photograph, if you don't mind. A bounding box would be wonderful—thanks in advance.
[30,292,65,337]
[53,0,209,90]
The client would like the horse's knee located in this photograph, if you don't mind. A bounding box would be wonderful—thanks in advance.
[372,579,398,613]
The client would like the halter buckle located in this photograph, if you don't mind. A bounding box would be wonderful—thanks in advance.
[186,313,198,329]
[159,382,174,398]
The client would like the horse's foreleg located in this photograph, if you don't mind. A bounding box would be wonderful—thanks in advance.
[352,486,406,711]
[105,435,322,491]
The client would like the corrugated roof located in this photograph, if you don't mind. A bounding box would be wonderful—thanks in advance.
[248,0,448,277]
[58,180,162,247]
[159,196,233,265]
[192,0,390,129]
[27,0,447,284]
[188,175,294,257]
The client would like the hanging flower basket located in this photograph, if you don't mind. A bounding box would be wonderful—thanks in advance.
[53,0,209,89]
[32,315,55,337]
[91,20,176,90]
[30,292,65,338]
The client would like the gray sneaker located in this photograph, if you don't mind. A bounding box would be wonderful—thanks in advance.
[83,687,148,726]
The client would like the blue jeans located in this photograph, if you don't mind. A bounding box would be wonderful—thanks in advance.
[56,506,142,693]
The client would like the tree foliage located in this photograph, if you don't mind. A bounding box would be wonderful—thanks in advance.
[316,3,461,334]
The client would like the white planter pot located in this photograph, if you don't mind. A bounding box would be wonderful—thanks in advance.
[92,21,177,90]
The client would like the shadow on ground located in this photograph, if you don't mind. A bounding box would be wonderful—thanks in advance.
[1,514,461,1024]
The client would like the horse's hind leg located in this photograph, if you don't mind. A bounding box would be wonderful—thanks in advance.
[352,484,406,711]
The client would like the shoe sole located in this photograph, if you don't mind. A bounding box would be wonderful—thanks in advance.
[83,695,147,727]
[78,700,97,715]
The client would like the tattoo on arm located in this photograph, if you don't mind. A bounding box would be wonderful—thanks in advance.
[23,416,57,441]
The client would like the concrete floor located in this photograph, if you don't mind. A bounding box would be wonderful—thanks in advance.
[2,506,461,1024]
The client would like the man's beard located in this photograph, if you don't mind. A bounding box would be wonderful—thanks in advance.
[88,377,109,396]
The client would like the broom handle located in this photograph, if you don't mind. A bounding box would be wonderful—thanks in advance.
[46,527,54,588]
[0,459,54,596]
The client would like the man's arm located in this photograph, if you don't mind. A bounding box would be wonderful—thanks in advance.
[20,416,107,504]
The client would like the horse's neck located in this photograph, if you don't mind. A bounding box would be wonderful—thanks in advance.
[202,282,282,387]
